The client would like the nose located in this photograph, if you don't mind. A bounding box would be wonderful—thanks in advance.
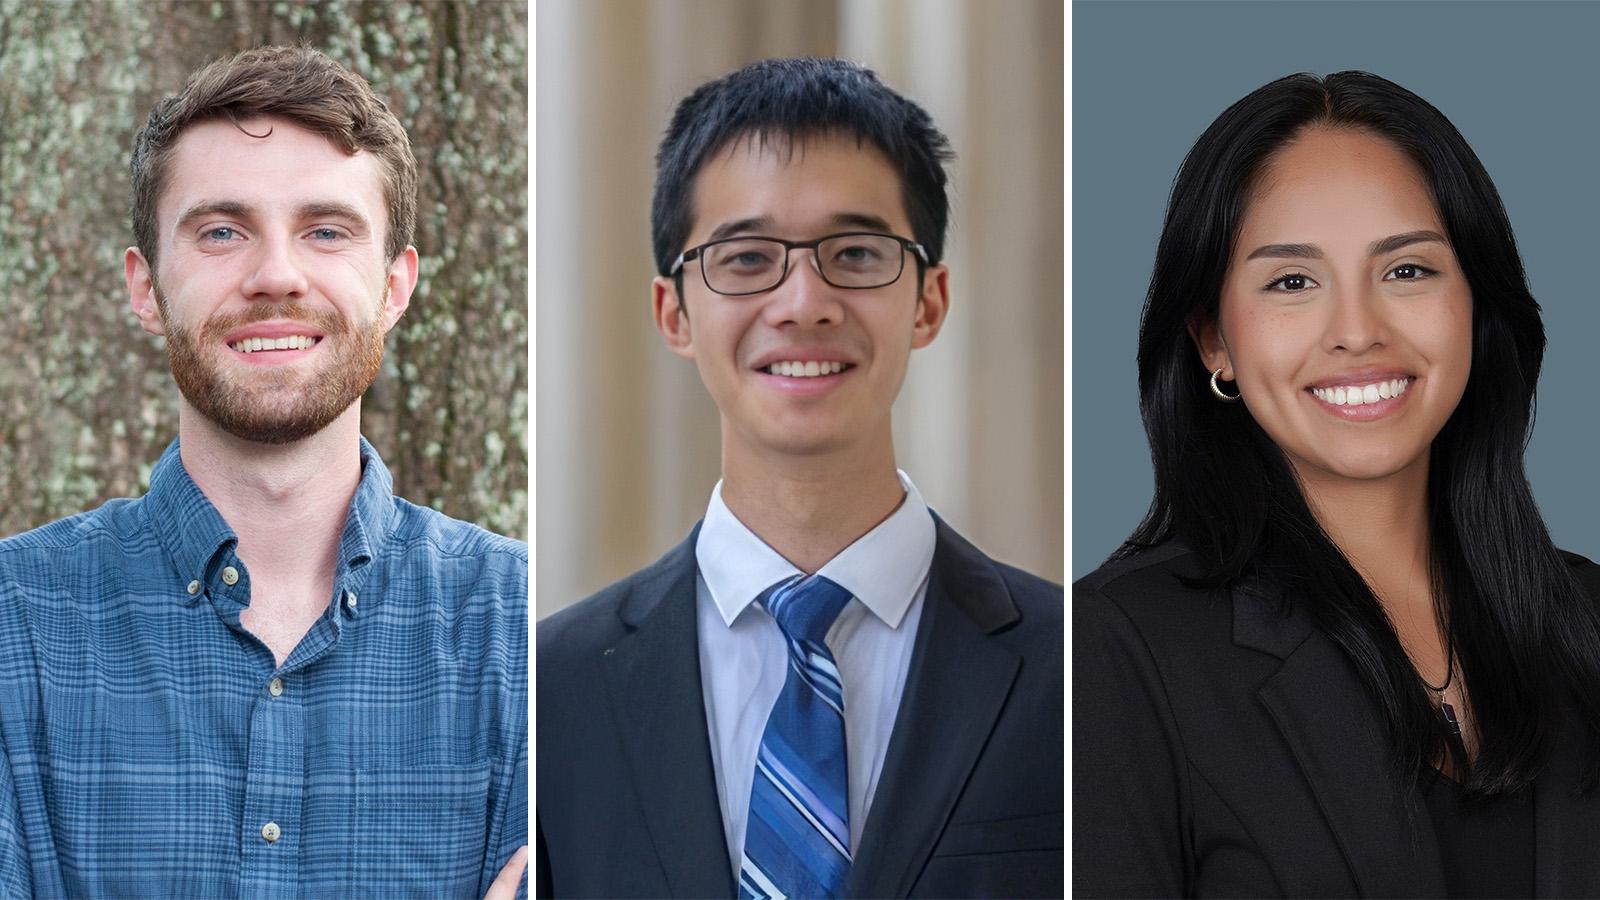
[761,248,844,328]
[238,235,309,301]
[1323,282,1390,354]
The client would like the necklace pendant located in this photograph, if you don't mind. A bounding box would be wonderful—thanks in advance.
[1440,700,1462,736]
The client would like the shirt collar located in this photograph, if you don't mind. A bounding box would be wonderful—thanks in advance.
[694,470,936,630]
[146,436,398,609]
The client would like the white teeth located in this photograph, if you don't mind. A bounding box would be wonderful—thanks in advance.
[765,360,846,377]
[1312,378,1411,407]
[230,335,317,353]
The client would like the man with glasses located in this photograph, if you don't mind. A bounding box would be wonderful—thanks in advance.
[537,58,1062,898]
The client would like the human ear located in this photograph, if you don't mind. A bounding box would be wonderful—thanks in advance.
[380,246,420,331]
[652,276,694,359]
[910,264,950,349]
[1186,315,1233,380]
[125,247,165,337]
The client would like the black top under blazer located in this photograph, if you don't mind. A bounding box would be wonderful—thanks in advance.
[537,514,1064,898]
[1073,541,1600,898]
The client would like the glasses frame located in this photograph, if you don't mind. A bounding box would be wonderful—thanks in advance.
[669,231,929,297]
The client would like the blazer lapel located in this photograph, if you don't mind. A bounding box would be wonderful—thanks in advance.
[846,517,1021,899]
[1534,707,1600,896]
[599,526,736,898]
[1237,580,1446,899]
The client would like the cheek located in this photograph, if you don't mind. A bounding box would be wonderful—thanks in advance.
[1412,292,1474,377]
[1221,305,1301,382]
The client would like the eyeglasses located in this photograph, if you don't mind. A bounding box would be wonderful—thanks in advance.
[669,231,929,296]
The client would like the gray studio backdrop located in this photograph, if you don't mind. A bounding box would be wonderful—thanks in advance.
[1072,0,1600,578]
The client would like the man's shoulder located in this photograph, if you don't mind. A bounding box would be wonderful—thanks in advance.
[932,517,1062,619]
[385,496,528,567]
[536,565,669,649]
[374,500,527,632]
[0,498,146,565]
[537,530,698,662]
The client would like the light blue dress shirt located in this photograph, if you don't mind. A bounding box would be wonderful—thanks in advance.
[694,471,936,885]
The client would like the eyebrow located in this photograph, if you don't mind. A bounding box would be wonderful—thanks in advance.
[174,201,251,232]
[704,211,900,243]
[1243,230,1449,262]
[173,200,374,234]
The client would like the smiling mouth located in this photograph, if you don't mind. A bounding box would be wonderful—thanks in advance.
[761,361,853,378]
[1308,376,1412,407]
[229,335,322,354]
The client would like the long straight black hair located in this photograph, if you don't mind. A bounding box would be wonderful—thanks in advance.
[1119,71,1600,798]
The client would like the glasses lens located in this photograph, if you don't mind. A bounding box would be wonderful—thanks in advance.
[702,239,787,294]
[817,234,904,288]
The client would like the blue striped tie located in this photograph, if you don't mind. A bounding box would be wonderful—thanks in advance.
[739,574,854,899]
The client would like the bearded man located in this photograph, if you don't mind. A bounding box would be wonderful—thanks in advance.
[0,47,527,899]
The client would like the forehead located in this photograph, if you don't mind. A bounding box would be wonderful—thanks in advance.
[158,116,387,233]
[686,131,911,242]
[1240,127,1441,246]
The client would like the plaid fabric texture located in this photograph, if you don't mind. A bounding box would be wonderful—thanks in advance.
[0,437,528,899]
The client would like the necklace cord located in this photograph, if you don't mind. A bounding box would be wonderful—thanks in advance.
[1420,631,1455,694]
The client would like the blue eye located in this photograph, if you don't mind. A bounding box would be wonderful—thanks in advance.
[203,227,238,242]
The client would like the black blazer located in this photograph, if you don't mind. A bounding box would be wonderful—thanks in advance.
[536,515,1062,898]
[1073,541,1600,898]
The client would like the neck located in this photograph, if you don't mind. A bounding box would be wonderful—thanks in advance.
[1296,453,1433,611]
[719,423,905,575]
[177,402,363,586]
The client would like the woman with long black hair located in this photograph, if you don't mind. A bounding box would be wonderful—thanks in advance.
[1074,71,1600,898]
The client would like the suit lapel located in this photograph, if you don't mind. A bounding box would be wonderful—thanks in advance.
[846,517,1021,899]
[599,527,735,898]
[1236,580,1447,898]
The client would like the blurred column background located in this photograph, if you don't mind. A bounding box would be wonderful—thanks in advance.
[0,0,528,540]
[537,0,1062,617]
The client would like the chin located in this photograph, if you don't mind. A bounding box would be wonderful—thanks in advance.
[1299,448,1429,483]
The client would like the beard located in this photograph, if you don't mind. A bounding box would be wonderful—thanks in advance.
[159,286,388,445]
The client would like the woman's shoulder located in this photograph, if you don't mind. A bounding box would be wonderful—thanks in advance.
[1075,539,1216,610]
[1075,539,1318,664]
[1558,548,1600,599]
[1073,539,1247,637]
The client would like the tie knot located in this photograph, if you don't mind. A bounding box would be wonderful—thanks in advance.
[762,574,853,646]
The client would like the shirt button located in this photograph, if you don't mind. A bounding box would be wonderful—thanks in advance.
[261,821,281,843]
[268,677,284,698]
[186,580,201,595]
[345,591,358,609]
[221,566,240,586]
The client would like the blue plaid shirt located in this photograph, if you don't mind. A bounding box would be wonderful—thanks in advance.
[0,438,527,899]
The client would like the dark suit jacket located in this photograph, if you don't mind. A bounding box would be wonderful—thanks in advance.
[1074,540,1600,898]
[536,515,1062,898]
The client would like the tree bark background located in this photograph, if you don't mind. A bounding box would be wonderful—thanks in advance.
[0,0,528,540]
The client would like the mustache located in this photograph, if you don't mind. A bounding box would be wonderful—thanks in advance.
[195,303,349,341]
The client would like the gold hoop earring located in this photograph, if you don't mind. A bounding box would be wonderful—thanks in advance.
[1210,368,1240,402]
